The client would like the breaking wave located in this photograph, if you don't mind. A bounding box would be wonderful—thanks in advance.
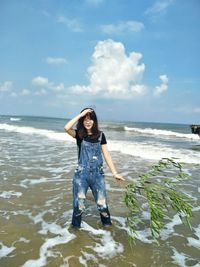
[124,126,198,140]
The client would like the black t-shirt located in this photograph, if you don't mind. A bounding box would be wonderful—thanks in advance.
[75,130,107,158]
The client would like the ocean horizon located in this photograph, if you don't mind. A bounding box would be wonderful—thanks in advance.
[0,113,195,125]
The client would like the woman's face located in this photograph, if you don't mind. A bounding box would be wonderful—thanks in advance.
[83,116,94,132]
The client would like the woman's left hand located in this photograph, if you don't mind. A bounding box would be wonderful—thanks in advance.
[114,173,125,181]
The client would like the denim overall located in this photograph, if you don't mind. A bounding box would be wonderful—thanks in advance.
[72,133,112,228]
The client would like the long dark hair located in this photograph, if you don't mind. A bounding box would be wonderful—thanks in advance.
[76,108,100,139]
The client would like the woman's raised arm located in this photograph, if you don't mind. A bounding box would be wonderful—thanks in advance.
[64,108,93,138]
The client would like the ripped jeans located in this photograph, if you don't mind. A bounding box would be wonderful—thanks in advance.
[72,166,112,228]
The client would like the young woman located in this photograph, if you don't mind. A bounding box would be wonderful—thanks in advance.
[64,108,124,228]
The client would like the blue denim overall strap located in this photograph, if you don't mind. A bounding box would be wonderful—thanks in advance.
[72,132,112,228]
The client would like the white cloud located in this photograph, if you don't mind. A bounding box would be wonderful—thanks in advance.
[32,76,49,87]
[101,21,144,34]
[71,39,146,98]
[160,74,168,84]
[0,81,13,92]
[34,89,47,96]
[52,83,65,91]
[130,84,146,95]
[20,89,31,96]
[154,74,169,96]
[46,57,67,65]
[32,76,65,93]
[10,92,17,97]
[57,16,83,32]
[145,0,174,16]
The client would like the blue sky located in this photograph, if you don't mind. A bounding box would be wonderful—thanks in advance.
[0,0,199,123]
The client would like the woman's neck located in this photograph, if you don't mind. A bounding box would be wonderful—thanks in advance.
[87,130,92,135]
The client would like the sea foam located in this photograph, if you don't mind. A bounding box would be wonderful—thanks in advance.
[81,222,124,259]
[0,123,74,142]
[0,191,22,199]
[0,241,15,258]
[124,126,199,140]
[21,211,76,267]
[10,117,21,121]
[1,123,200,164]
[108,140,200,164]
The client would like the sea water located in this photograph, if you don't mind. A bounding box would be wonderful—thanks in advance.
[0,115,199,267]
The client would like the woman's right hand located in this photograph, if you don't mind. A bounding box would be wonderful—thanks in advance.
[80,108,93,117]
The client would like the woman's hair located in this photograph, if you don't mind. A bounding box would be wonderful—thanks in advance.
[76,108,100,139]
